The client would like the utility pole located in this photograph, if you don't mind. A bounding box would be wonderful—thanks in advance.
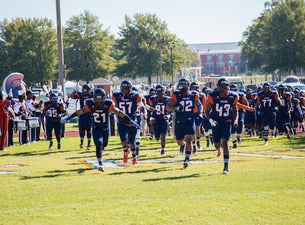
[56,0,66,99]
[168,42,175,86]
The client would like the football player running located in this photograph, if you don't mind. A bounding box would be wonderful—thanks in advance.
[42,93,66,150]
[205,78,239,174]
[166,78,202,169]
[147,84,171,155]
[256,82,281,145]
[64,88,135,172]
[112,80,143,165]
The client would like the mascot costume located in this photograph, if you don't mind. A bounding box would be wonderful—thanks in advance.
[1,72,26,150]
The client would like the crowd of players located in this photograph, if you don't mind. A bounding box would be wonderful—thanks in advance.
[1,77,304,174]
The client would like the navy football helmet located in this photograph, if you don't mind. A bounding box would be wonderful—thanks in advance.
[177,78,190,92]
[190,82,199,91]
[217,78,230,93]
[93,88,106,103]
[229,84,238,92]
[49,92,58,104]
[82,84,90,93]
[120,80,132,95]
[155,84,165,97]
[148,88,156,96]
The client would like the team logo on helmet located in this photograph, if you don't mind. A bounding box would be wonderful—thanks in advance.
[120,80,132,95]
[82,84,90,93]
[155,84,164,96]
[49,93,58,103]
[229,84,238,92]
[93,88,106,103]
[217,78,230,93]
[178,78,190,92]
[190,82,199,91]
[149,88,156,96]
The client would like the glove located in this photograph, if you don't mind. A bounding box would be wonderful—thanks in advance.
[209,118,217,127]
[163,115,170,120]
[61,116,71,123]
[130,120,141,129]
[149,117,155,125]
[176,105,182,112]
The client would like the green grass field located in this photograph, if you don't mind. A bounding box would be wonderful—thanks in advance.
[1,125,305,225]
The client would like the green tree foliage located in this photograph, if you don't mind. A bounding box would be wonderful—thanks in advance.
[0,18,57,85]
[64,10,116,83]
[240,0,305,75]
[115,13,187,85]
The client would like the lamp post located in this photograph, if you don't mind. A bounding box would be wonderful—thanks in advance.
[168,41,175,86]
[73,47,81,78]
[56,0,66,99]
[286,38,295,74]
[158,35,165,84]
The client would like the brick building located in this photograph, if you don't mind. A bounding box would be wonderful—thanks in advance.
[188,42,242,76]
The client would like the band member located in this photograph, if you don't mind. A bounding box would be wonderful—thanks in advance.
[14,90,29,145]
[0,92,10,150]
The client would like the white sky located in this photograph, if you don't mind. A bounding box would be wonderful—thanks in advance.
[0,0,267,44]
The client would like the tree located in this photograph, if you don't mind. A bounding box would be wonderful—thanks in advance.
[115,13,187,85]
[240,0,305,75]
[0,18,57,86]
[240,16,266,73]
[64,10,116,83]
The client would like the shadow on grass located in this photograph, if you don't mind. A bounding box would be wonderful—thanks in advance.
[108,166,171,175]
[3,149,74,157]
[19,167,92,180]
[65,155,93,160]
[20,174,62,179]
[49,168,92,174]
[142,173,202,182]
[283,135,305,149]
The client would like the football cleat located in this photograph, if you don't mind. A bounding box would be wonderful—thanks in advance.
[123,151,129,163]
[237,136,242,144]
[196,142,202,151]
[217,149,221,157]
[223,165,229,174]
[192,144,197,155]
[86,145,91,150]
[48,142,53,150]
[161,149,165,155]
[232,143,237,149]
[98,165,104,172]
[80,144,84,149]
[57,143,61,149]
[206,139,210,148]
[132,157,138,165]
[183,159,189,169]
[179,144,185,155]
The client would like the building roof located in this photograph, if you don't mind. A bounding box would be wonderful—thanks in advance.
[188,42,241,54]
[88,77,113,85]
